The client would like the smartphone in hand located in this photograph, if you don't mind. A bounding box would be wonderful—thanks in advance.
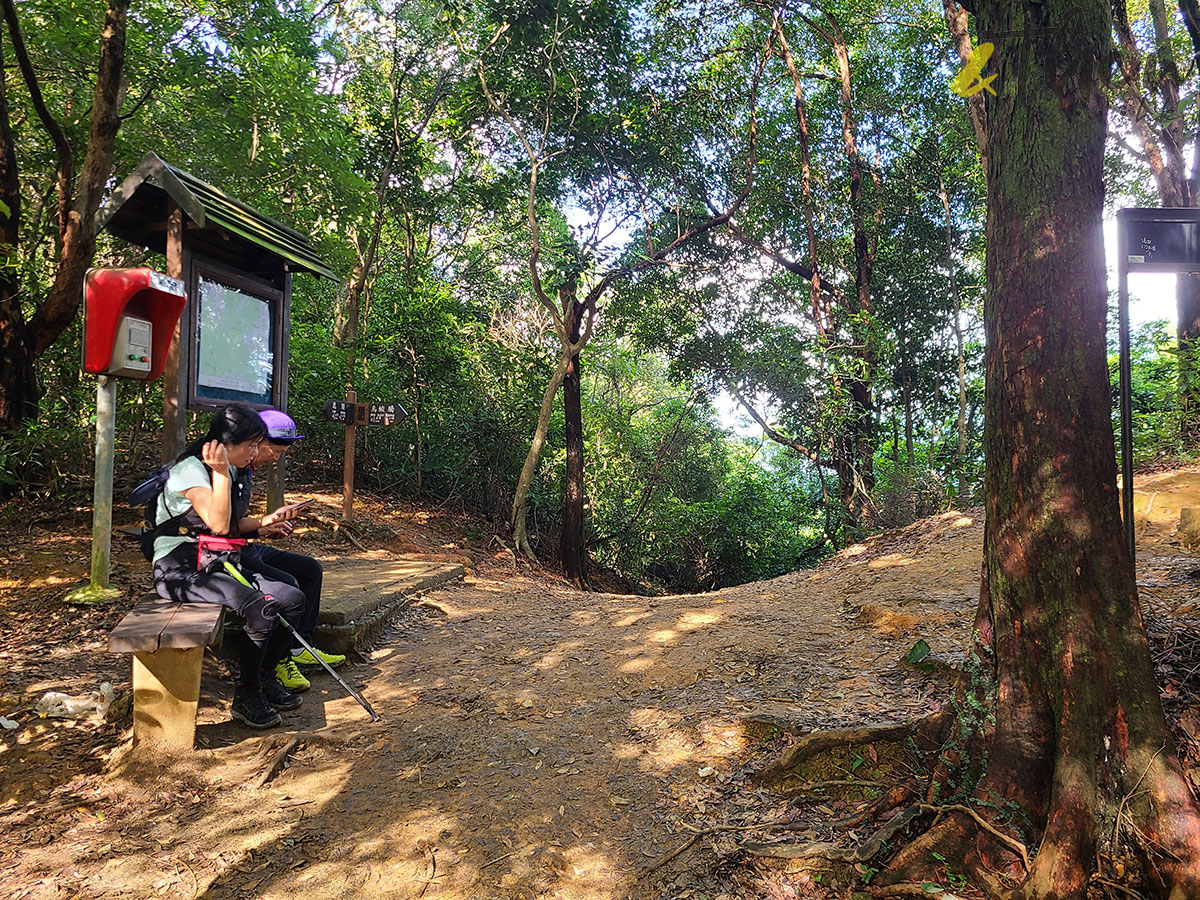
[278,498,315,515]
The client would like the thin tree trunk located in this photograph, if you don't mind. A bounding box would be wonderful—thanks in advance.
[943,0,988,164]
[561,295,587,587]
[413,386,423,495]
[829,15,876,526]
[937,165,970,498]
[511,355,570,560]
[0,0,128,430]
[27,0,128,358]
[903,379,914,470]
[1114,0,1200,438]
[1178,0,1200,441]
[770,10,827,336]
[0,45,33,427]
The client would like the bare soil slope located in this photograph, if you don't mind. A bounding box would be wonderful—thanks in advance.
[2,479,1199,900]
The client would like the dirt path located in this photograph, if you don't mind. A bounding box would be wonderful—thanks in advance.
[0,512,982,900]
[2,488,1199,900]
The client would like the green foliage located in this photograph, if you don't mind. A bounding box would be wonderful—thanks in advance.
[18,0,1166,595]
[1108,318,1196,463]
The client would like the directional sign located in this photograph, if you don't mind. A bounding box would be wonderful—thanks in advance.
[325,398,407,427]
[367,402,407,427]
[1119,208,1200,272]
[323,399,356,425]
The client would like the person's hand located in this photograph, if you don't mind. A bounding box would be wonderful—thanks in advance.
[258,520,294,538]
[201,440,229,473]
[261,505,298,528]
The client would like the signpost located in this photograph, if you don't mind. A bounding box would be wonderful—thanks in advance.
[324,391,408,521]
[1115,207,1200,564]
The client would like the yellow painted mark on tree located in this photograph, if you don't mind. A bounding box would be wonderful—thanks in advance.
[950,42,997,98]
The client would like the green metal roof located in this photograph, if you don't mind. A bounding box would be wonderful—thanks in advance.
[99,152,337,281]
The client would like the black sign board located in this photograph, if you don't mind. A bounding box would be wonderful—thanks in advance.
[368,402,407,426]
[1119,208,1200,271]
[323,399,356,425]
[324,399,407,427]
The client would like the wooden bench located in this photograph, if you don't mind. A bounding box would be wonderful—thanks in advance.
[108,596,225,750]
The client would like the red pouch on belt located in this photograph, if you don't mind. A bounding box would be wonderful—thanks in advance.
[197,534,246,570]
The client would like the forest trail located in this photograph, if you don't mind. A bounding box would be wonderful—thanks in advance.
[2,479,1199,900]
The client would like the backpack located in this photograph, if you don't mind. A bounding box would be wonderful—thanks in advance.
[129,466,191,562]
[128,464,255,562]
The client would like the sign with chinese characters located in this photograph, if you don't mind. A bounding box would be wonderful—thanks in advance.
[1122,217,1200,268]
[367,402,407,427]
[324,399,407,427]
[323,399,356,425]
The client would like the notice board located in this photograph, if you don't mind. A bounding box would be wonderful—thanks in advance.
[187,261,285,410]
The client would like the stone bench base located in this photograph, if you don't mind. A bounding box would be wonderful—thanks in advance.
[108,596,224,751]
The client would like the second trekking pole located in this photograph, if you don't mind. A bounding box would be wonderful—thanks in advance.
[222,561,381,722]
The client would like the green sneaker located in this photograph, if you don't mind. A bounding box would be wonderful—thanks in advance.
[275,657,311,692]
[293,647,346,669]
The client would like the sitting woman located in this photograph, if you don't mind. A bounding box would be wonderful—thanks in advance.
[150,403,307,729]
[239,408,346,695]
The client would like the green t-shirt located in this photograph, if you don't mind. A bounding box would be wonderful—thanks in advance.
[152,457,240,563]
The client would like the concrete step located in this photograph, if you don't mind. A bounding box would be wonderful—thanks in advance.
[314,557,464,654]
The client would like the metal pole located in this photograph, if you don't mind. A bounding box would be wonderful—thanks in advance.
[65,376,122,605]
[1117,228,1136,565]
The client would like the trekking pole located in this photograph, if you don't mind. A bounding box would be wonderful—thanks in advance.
[222,561,381,722]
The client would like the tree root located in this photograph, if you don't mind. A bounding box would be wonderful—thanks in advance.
[638,818,815,878]
[750,722,913,785]
[313,514,369,551]
[743,804,923,862]
[749,706,954,788]
[919,803,1028,872]
[836,777,922,829]
[867,883,965,898]
[874,810,1020,898]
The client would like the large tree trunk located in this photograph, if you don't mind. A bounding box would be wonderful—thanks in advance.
[904,1,1200,894]
[27,0,128,357]
[561,297,586,587]
[0,0,129,430]
[0,33,35,428]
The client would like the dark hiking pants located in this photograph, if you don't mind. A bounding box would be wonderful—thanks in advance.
[153,542,305,690]
[240,544,323,647]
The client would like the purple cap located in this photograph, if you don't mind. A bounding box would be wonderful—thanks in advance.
[259,408,305,442]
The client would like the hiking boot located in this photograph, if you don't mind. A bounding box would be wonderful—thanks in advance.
[275,657,311,692]
[231,686,282,729]
[262,676,304,711]
[293,647,347,669]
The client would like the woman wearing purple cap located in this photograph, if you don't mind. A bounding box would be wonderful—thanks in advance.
[239,409,345,693]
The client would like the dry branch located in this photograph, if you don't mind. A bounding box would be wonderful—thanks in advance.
[254,736,303,789]
[919,802,1029,872]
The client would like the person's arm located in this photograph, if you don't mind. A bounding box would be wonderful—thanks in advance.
[236,503,303,536]
[182,441,234,534]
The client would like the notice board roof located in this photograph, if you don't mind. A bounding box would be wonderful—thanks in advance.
[98,152,337,281]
